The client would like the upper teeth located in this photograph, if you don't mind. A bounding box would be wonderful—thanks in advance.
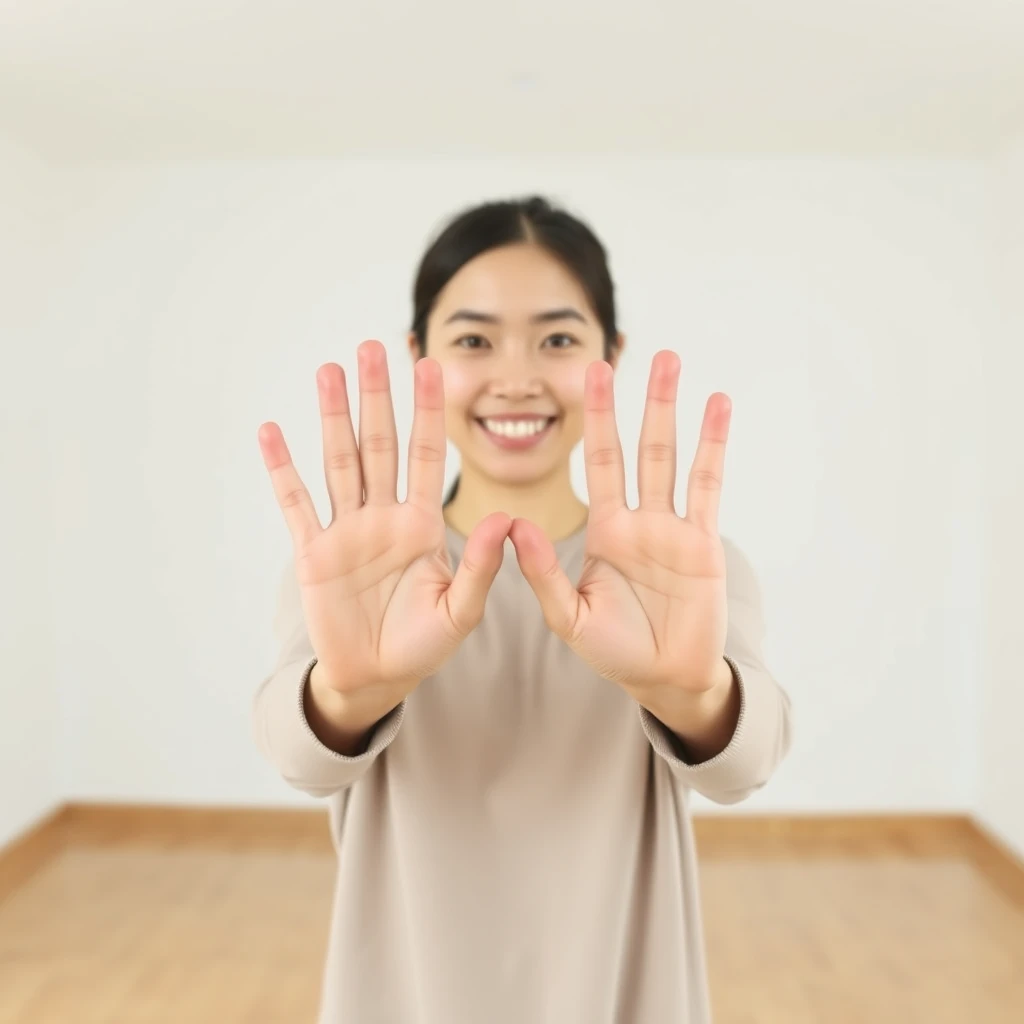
[483,418,549,437]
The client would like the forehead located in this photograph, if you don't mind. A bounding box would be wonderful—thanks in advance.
[429,243,595,323]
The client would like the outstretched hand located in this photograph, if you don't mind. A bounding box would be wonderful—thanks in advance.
[508,350,732,705]
[258,341,513,706]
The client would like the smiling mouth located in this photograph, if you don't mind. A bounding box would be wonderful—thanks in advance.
[474,416,558,448]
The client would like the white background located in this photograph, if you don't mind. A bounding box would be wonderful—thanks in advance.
[1,2,1021,859]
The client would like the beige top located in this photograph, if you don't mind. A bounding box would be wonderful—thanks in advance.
[252,524,792,1023]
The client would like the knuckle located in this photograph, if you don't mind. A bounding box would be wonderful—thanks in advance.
[540,558,563,583]
[448,610,475,640]
[560,610,585,647]
[444,597,477,640]
[588,446,621,467]
[409,441,445,463]
[326,449,360,472]
[362,432,397,454]
[280,487,306,509]
[639,442,675,463]
[690,468,720,489]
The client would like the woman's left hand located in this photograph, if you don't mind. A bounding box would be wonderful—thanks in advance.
[509,350,733,703]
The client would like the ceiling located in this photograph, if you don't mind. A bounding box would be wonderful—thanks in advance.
[1,0,1022,161]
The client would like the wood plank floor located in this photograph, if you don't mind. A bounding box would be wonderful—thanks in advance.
[1,808,1022,1023]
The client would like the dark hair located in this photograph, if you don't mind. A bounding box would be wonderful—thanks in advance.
[410,196,621,506]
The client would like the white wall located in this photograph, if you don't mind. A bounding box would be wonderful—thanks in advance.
[0,135,59,848]
[977,136,1024,859]
[41,157,989,812]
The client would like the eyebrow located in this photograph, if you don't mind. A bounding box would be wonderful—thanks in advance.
[442,307,588,326]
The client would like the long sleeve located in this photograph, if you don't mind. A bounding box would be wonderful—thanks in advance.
[251,561,407,798]
[637,537,792,804]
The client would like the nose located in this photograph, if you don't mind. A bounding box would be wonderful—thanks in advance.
[485,352,545,400]
[487,374,544,401]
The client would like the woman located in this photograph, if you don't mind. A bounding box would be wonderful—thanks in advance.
[253,196,792,1023]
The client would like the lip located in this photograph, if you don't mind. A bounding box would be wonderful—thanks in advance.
[475,413,558,421]
[474,416,557,451]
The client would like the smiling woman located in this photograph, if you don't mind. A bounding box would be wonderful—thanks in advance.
[253,194,792,1024]
[406,196,623,539]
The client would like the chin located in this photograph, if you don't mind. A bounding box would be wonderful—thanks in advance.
[460,452,566,491]
[479,462,560,488]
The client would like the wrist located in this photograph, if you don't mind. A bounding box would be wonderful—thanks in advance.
[636,658,739,761]
[306,662,409,755]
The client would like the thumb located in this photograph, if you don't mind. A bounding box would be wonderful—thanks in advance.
[508,517,581,642]
[444,511,513,636]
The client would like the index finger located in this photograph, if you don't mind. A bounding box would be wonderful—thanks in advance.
[405,356,447,511]
[583,359,627,514]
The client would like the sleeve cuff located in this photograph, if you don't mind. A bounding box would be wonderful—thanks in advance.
[637,653,788,804]
[255,656,407,798]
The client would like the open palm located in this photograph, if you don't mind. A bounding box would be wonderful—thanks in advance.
[509,351,731,698]
[259,342,512,700]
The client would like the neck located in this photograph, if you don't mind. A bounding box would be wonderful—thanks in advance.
[442,464,588,543]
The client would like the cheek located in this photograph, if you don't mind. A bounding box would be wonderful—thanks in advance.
[439,365,478,427]
[548,364,588,415]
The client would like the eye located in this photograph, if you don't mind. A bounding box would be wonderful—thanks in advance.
[454,334,490,350]
[543,333,578,349]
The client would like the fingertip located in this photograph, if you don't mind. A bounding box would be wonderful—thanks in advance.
[658,350,681,380]
[358,339,386,364]
[585,360,615,407]
[317,362,340,384]
[418,355,443,387]
[507,517,546,561]
[489,510,513,542]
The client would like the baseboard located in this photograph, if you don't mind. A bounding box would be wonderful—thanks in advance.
[58,802,334,850]
[0,804,68,902]
[692,811,972,849]
[962,817,1024,906]
[3,804,1022,906]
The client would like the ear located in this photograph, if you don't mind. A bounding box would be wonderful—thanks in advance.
[407,331,422,364]
[609,332,626,370]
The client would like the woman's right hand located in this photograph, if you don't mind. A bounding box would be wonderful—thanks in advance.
[258,340,512,712]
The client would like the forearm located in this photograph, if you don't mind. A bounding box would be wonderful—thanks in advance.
[305,663,409,757]
[634,657,740,764]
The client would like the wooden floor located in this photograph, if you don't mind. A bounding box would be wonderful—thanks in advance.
[1,808,1023,1023]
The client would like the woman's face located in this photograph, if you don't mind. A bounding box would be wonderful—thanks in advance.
[410,243,621,492]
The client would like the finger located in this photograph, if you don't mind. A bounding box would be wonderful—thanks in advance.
[317,363,362,519]
[443,511,513,636]
[685,393,732,532]
[637,350,680,512]
[357,340,399,506]
[508,517,582,643]
[405,357,447,512]
[583,360,627,515]
[257,421,323,548]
